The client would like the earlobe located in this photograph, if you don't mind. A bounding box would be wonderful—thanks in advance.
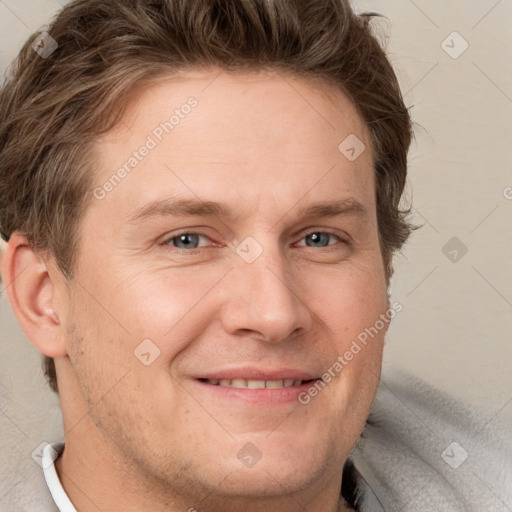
[1,233,67,358]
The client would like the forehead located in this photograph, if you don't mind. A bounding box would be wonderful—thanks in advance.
[89,67,375,227]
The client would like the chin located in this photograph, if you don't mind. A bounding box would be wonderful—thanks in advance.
[211,433,334,495]
[216,461,324,498]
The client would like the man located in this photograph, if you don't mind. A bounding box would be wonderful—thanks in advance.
[0,0,414,510]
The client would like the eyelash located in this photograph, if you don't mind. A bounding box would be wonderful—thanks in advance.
[161,229,349,253]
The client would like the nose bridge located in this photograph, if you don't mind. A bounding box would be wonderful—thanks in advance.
[224,236,310,342]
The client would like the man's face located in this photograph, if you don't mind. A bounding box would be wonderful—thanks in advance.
[57,68,389,501]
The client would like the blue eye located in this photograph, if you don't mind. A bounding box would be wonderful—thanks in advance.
[298,231,344,248]
[166,233,209,250]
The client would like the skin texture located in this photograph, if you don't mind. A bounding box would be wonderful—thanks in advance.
[2,68,390,511]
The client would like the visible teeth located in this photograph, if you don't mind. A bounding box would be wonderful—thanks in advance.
[265,379,284,389]
[231,378,246,388]
[206,378,305,388]
[247,379,266,389]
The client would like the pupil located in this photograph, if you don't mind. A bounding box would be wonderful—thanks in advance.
[175,234,198,249]
[307,232,328,247]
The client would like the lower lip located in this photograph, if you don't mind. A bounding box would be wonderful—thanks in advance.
[192,379,320,406]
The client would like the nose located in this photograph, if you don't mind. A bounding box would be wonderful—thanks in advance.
[220,241,313,343]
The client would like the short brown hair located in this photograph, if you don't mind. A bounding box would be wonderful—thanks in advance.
[0,0,415,394]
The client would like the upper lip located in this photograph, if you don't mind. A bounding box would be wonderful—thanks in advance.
[194,367,318,381]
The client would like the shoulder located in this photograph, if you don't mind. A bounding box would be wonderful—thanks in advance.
[347,364,512,511]
[1,440,60,511]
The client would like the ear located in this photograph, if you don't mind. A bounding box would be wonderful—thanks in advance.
[1,232,67,358]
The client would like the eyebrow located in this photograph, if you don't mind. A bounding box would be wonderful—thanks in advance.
[126,196,369,224]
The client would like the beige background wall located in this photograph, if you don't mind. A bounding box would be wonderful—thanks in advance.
[0,0,510,448]
[353,0,512,415]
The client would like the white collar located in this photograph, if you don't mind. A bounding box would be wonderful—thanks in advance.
[42,442,77,512]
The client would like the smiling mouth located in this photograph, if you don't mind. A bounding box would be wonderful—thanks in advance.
[197,378,318,389]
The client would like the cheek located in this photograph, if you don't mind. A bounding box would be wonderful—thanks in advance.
[305,260,389,343]
[100,264,223,330]
[64,280,143,402]
[303,257,388,416]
